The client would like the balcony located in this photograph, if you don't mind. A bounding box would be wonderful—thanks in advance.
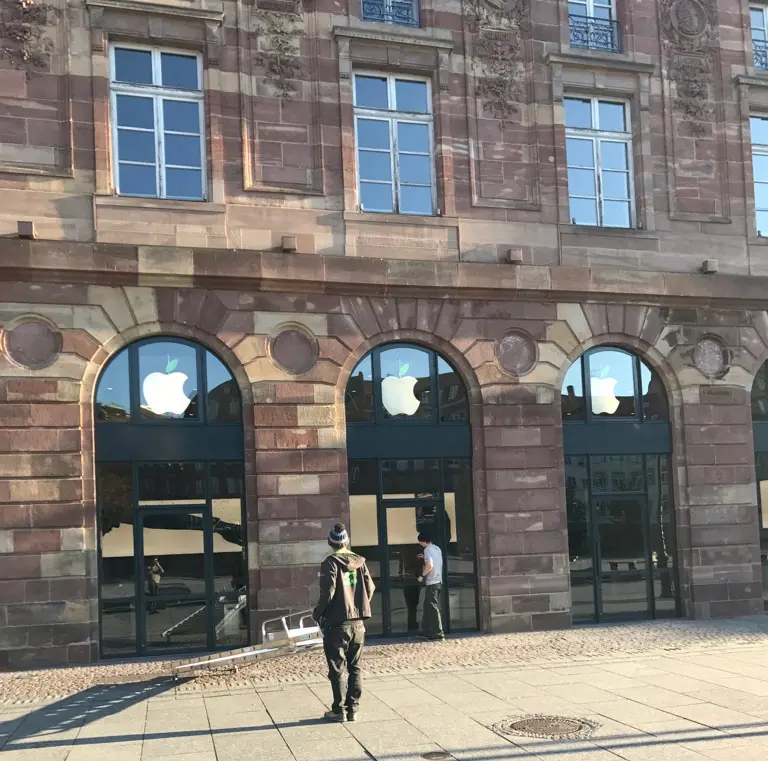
[755,39,768,70]
[569,15,621,53]
[361,0,419,27]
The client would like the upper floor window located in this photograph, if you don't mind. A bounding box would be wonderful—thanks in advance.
[752,7,768,69]
[361,0,419,27]
[751,116,768,236]
[353,73,435,216]
[109,46,205,201]
[569,0,620,52]
[565,97,633,228]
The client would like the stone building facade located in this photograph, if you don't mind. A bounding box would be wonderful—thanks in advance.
[1,0,768,668]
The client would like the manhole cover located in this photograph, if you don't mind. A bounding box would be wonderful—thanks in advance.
[491,714,600,740]
[422,754,453,761]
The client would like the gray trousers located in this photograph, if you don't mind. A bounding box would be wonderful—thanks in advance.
[422,583,444,638]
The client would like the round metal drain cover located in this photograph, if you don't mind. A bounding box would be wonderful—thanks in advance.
[492,714,600,741]
[422,753,453,761]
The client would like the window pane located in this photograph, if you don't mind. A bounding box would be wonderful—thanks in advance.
[349,459,378,496]
[166,168,204,200]
[755,181,768,210]
[565,98,592,129]
[138,341,199,419]
[138,462,205,503]
[161,53,199,90]
[592,5,612,19]
[395,80,429,113]
[399,184,433,215]
[640,361,668,421]
[382,459,440,496]
[162,100,200,133]
[207,352,240,423]
[588,349,636,417]
[358,150,392,181]
[118,164,157,197]
[397,122,430,153]
[97,351,131,421]
[754,154,768,180]
[568,1,588,16]
[598,102,626,132]
[568,167,596,197]
[360,181,394,212]
[399,153,431,185]
[345,355,374,423]
[566,455,594,622]
[355,75,389,109]
[591,455,644,494]
[566,137,595,167]
[752,117,768,145]
[758,210,768,236]
[380,345,432,419]
[569,197,598,225]
[599,141,628,170]
[98,462,135,596]
[438,357,468,422]
[601,170,630,199]
[116,95,154,130]
[113,48,153,85]
[753,363,768,421]
[117,129,155,163]
[752,9,766,38]
[357,119,390,150]
[603,200,631,227]
[164,134,202,168]
[562,359,584,420]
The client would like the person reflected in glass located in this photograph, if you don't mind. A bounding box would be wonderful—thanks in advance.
[399,543,422,632]
[416,533,444,641]
[147,557,164,614]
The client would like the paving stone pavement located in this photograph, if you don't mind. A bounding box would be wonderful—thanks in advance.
[4,618,768,759]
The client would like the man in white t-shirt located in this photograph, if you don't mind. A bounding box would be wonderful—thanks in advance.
[416,533,444,641]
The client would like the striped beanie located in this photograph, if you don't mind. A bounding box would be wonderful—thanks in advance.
[328,523,349,548]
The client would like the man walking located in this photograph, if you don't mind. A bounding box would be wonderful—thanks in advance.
[416,532,445,641]
[313,523,375,723]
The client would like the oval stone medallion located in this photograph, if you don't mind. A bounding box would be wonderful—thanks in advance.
[270,327,318,375]
[3,318,61,370]
[495,330,537,376]
[693,336,727,378]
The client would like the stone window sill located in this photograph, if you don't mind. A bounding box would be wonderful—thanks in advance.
[95,195,226,215]
[559,223,658,240]
[344,211,459,227]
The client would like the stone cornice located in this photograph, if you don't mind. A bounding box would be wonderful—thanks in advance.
[85,0,224,23]
[547,52,656,75]
[332,25,455,51]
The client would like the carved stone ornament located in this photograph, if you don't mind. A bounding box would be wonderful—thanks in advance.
[0,0,58,73]
[253,5,304,100]
[692,335,728,379]
[659,0,715,136]
[2,317,62,370]
[495,330,537,377]
[269,325,318,375]
[464,0,528,127]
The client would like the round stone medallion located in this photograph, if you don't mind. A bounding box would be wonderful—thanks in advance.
[693,335,727,379]
[670,0,708,38]
[491,715,600,741]
[269,326,318,375]
[2,318,61,370]
[495,330,537,377]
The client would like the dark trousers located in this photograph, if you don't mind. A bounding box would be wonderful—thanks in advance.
[403,585,421,631]
[323,621,365,713]
[422,583,444,638]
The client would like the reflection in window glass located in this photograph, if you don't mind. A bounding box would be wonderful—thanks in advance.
[756,452,768,611]
[97,351,132,421]
[380,345,432,419]
[562,359,585,420]
[381,458,440,497]
[588,349,636,417]
[640,360,668,421]
[98,462,135,599]
[753,363,768,421]
[346,355,374,423]
[647,455,677,617]
[565,456,594,622]
[438,357,468,422]
[444,458,475,582]
[138,462,205,503]
[138,342,198,419]
[349,459,378,496]
[206,352,240,423]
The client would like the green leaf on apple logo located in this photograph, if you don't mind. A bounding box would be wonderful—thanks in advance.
[599,366,610,378]
[399,364,409,377]
[166,359,179,373]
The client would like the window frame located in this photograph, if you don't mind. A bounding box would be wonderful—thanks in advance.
[751,115,768,237]
[564,96,635,229]
[108,43,206,201]
[568,0,616,19]
[752,5,768,40]
[352,71,436,217]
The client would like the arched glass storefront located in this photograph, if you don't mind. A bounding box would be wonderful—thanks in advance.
[562,346,678,622]
[751,362,768,610]
[345,343,478,636]
[95,337,247,657]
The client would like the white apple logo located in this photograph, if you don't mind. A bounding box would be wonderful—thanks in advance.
[142,358,192,417]
[381,363,420,417]
[590,367,620,415]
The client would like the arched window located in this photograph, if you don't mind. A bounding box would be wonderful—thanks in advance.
[95,338,246,657]
[751,362,768,610]
[345,343,477,637]
[561,347,677,624]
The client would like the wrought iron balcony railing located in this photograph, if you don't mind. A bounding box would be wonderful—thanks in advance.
[362,0,419,27]
[755,39,768,70]
[569,15,621,53]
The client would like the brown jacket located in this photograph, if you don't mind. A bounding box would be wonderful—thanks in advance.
[312,549,375,630]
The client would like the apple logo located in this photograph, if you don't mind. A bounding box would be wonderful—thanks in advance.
[142,358,192,417]
[590,365,620,415]
[381,363,420,417]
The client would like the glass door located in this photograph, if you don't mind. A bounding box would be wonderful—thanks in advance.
[138,507,212,654]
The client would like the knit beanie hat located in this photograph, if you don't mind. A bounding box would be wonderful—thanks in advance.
[328,523,349,548]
